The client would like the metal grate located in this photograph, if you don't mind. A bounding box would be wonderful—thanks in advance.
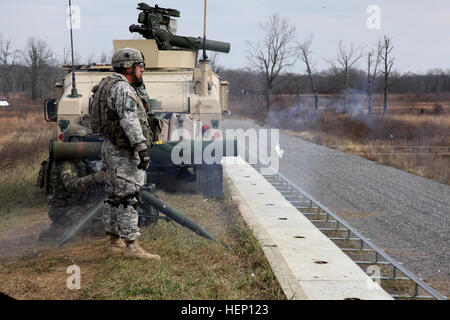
[247,161,447,300]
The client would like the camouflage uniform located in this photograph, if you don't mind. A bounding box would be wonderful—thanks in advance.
[102,72,151,241]
[133,83,153,141]
[134,82,164,143]
[46,160,104,231]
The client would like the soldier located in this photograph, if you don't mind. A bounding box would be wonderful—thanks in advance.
[94,47,160,261]
[38,125,105,242]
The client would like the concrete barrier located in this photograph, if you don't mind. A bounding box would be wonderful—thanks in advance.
[223,157,393,300]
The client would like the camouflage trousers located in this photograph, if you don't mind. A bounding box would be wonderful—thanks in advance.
[101,140,146,241]
[49,205,88,228]
[46,200,104,241]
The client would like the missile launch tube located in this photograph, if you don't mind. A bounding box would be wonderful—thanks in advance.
[49,139,238,163]
[140,190,216,241]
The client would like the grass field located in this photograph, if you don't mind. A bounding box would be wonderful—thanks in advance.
[0,101,285,300]
[0,186,285,300]
[0,100,55,221]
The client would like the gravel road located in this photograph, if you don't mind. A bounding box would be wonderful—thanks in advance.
[223,118,450,296]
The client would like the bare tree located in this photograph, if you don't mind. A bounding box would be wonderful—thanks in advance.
[208,51,221,73]
[22,37,54,100]
[286,72,303,106]
[60,46,83,66]
[367,41,382,114]
[98,50,113,64]
[61,46,71,65]
[0,35,17,100]
[327,41,363,111]
[246,14,297,113]
[86,51,97,65]
[380,36,394,115]
[297,35,319,110]
[425,68,446,93]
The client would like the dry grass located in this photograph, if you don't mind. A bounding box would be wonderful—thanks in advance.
[0,230,105,300]
[0,187,286,300]
[0,102,54,219]
[79,187,285,300]
[281,112,450,185]
[0,160,49,223]
[0,102,55,169]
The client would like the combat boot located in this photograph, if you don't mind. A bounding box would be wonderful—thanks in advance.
[123,240,161,262]
[107,233,126,257]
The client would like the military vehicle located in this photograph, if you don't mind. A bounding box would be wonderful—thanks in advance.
[44,3,234,197]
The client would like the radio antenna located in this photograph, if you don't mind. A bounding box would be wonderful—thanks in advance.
[202,0,208,61]
[68,0,81,98]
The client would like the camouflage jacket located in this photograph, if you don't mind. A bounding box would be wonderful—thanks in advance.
[134,83,163,142]
[106,73,150,150]
[48,160,102,208]
[133,82,153,142]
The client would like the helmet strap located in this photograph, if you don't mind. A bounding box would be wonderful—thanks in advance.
[122,67,135,75]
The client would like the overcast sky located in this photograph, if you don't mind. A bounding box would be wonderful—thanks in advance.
[0,0,449,74]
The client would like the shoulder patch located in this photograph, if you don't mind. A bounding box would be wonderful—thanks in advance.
[129,92,137,103]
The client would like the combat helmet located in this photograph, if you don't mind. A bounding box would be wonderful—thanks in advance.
[111,47,145,68]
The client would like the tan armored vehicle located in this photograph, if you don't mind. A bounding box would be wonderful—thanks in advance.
[44,3,232,197]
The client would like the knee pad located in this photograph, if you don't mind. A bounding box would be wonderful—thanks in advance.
[106,192,139,209]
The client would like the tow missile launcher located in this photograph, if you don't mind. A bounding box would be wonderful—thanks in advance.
[43,3,232,197]
[129,3,230,53]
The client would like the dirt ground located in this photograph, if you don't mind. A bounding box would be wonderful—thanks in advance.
[0,206,101,299]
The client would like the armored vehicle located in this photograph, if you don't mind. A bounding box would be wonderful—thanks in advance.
[44,3,233,197]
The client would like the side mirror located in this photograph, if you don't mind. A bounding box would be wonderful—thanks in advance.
[44,99,57,122]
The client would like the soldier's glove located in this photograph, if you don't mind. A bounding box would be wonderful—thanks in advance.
[93,169,105,184]
[137,149,150,170]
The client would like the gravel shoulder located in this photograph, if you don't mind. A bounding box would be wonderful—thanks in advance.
[223,118,450,296]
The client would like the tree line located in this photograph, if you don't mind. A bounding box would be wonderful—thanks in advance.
[0,34,112,102]
[219,67,450,98]
[216,14,450,115]
[2,26,449,110]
